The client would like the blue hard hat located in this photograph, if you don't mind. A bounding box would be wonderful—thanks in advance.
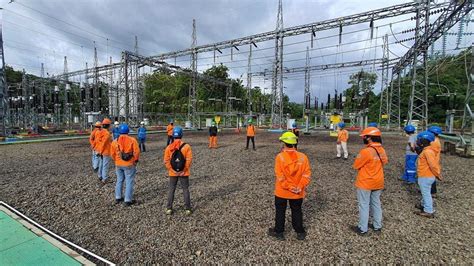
[292,122,297,128]
[172,126,183,138]
[338,122,345,128]
[119,124,129,134]
[428,125,442,135]
[368,122,378,127]
[417,131,435,143]
[404,124,416,134]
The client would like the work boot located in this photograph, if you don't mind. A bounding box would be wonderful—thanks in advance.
[296,232,306,240]
[253,148,256,151]
[415,203,424,211]
[124,200,136,207]
[93,168,99,173]
[165,208,173,215]
[267,228,284,240]
[415,210,434,218]
[115,198,123,204]
[245,147,249,150]
[184,209,193,216]
[343,157,348,160]
[350,225,368,236]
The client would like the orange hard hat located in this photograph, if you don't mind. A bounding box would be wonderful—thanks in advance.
[102,118,112,125]
[94,121,102,127]
[360,127,381,137]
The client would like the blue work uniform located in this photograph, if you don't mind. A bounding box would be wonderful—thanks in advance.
[137,126,147,152]
[402,134,418,183]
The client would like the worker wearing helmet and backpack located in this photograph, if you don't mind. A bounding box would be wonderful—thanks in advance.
[209,121,218,148]
[166,121,174,146]
[268,132,311,241]
[336,122,349,160]
[96,118,113,183]
[414,130,442,218]
[89,121,102,173]
[352,127,388,235]
[402,125,418,184]
[110,124,140,206]
[427,125,443,197]
[163,127,193,215]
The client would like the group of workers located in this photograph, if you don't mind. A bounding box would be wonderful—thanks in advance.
[88,117,445,240]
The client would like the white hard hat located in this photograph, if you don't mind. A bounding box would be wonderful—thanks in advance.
[140,121,145,125]
[114,121,119,125]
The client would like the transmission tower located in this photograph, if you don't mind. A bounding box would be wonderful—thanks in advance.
[378,34,390,128]
[247,43,253,115]
[304,46,310,116]
[407,0,430,129]
[271,0,284,128]
[64,56,72,128]
[0,8,8,137]
[188,19,197,127]
[461,43,473,154]
[93,44,99,112]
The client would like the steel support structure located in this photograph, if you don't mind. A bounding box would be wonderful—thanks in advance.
[460,43,473,155]
[304,46,311,117]
[393,0,472,129]
[271,0,284,128]
[189,19,198,127]
[0,8,8,137]
[246,43,253,115]
[378,34,390,128]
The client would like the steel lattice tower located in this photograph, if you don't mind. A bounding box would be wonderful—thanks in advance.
[304,46,310,116]
[271,0,284,128]
[378,34,390,127]
[189,19,197,127]
[0,8,8,137]
[247,43,253,115]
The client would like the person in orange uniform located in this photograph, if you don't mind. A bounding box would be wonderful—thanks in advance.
[245,119,256,150]
[336,122,349,160]
[166,121,174,146]
[110,124,140,206]
[414,131,442,218]
[268,132,311,241]
[89,121,102,173]
[208,121,218,148]
[352,127,388,235]
[428,126,443,197]
[96,118,113,183]
[290,122,300,149]
[163,127,193,215]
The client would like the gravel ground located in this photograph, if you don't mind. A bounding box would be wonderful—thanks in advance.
[0,130,472,264]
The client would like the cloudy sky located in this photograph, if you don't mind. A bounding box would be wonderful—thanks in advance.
[1,0,472,103]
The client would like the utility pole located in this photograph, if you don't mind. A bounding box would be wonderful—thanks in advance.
[247,43,252,115]
[271,0,284,128]
[378,34,389,128]
[93,43,99,112]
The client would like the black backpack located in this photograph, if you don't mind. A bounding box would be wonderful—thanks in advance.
[170,143,187,172]
[118,138,134,161]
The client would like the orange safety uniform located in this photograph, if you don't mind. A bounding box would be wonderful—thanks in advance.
[353,143,388,190]
[247,124,256,137]
[432,137,441,162]
[164,139,193,176]
[337,129,349,142]
[274,148,311,199]
[95,129,112,156]
[167,124,174,136]
[110,135,140,167]
[417,146,441,178]
[89,128,100,151]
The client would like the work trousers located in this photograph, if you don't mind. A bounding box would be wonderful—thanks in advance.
[167,176,191,210]
[357,189,383,233]
[167,135,174,146]
[209,136,217,148]
[246,136,255,149]
[274,196,305,234]
[98,156,111,181]
[431,180,437,194]
[336,141,348,158]
[92,150,100,171]
[139,138,146,152]
[418,177,436,213]
[402,154,418,183]
[115,165,137,203]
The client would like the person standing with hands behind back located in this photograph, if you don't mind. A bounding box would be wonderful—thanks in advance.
[352,127,388,236]
[268,132,311,241]
[245,119,256,150]
[163,127,193,215]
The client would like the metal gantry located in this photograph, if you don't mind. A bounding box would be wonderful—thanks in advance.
[378,34,390,127]
[271,0,284,128]
[0,8,8,137]
[460,43,473,155]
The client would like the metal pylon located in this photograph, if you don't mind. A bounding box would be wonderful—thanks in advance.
[0,8,8,137]
[407,0,430,129]
[247,43,252,115]
[304,46,310,116]
[187,19,198,127]
[461,43,473,154]
[378,34,389,128]
[271,0,284,128]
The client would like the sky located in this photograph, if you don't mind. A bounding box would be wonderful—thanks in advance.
[1,0,472,104]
